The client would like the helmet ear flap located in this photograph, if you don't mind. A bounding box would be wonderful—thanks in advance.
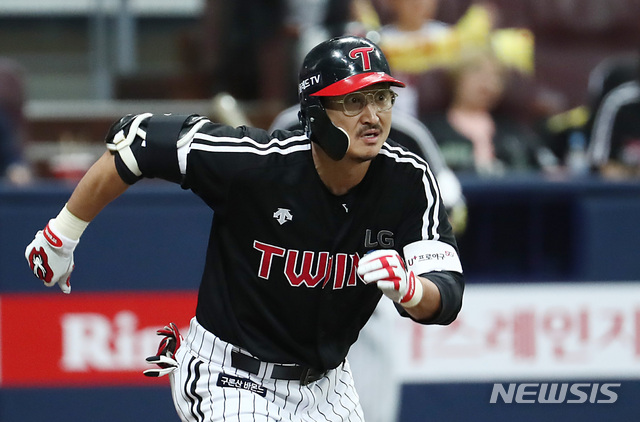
[306,104,350,161]
[298,109,309,134]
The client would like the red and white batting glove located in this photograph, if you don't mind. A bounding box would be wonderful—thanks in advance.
[24,220,78,294]
[143,323,183,377]
[357,250,423,308]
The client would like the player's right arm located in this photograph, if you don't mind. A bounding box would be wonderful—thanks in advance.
[24,130,132,293]
[66,151,130,222]
[25,113,201,293]
[25,111,249,292]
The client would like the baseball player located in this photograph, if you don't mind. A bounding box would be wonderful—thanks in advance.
[25,36,464,421]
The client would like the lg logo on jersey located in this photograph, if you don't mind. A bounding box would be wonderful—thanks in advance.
[364,229,394,248]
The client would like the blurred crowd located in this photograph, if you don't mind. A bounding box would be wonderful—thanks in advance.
[178,0,638,181]
[0,58,32,185]
[1,0,639,185]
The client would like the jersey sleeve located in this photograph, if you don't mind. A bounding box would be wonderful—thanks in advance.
[181,123,307,209]
[105,113,293,210]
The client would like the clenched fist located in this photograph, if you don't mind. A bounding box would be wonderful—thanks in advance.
[25,221,78,294]
[357,249,423,307]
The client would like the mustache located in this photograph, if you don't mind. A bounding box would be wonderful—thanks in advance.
[356,124,383,137]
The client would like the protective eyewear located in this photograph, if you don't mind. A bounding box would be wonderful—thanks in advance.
[328,89,398,116]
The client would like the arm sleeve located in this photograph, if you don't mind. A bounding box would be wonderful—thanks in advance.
[396,270,464,325]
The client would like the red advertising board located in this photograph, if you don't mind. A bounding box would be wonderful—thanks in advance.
[0,291,197,387]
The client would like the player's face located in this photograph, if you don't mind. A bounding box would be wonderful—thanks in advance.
[323,84,394,162]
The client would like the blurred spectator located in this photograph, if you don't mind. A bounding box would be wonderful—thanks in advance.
[180,0,290,105]
[180,0,356,116]
[369,0,537,125]
[285,0,354,72]
[374,0,497,118]
[586,53,640,179]
[0,112,31,185]
[0,58,33,186]
[424,47,558,176]
[219,0,288,104]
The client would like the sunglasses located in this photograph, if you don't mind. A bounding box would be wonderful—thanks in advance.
[326,89,398,116]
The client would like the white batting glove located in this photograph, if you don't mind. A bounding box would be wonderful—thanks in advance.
[24,221,78,294]
[357,250,423,308]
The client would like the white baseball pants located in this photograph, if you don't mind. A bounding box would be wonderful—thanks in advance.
[170,318,366,422]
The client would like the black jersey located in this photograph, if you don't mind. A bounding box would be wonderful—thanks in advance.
[113,118,464,371]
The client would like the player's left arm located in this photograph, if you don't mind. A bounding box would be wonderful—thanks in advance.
[357,163,464,323]
[357,245,463,323]
[356,249,445,320]
[401,274,446,322]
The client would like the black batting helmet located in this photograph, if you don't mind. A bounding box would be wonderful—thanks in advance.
[298,36,405,160]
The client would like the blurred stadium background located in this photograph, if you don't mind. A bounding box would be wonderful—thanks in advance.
[1,0,640,421]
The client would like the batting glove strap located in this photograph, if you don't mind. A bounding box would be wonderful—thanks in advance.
[399,271,423,308]
[46,220,80,254]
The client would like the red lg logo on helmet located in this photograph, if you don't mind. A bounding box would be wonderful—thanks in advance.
[349,47,374,71]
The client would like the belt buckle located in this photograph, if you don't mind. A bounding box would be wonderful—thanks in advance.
[299,368,323,386]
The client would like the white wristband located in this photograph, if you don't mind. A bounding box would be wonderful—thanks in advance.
[50,204,89,241]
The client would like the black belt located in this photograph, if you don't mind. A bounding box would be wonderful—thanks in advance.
[231,350,327,386]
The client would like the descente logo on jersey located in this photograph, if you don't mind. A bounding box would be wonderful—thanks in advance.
[273,208,293,225]
[254,241,361,289]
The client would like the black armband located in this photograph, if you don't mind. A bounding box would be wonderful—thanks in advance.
[137,114,193,183]
[106,113,199,184]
